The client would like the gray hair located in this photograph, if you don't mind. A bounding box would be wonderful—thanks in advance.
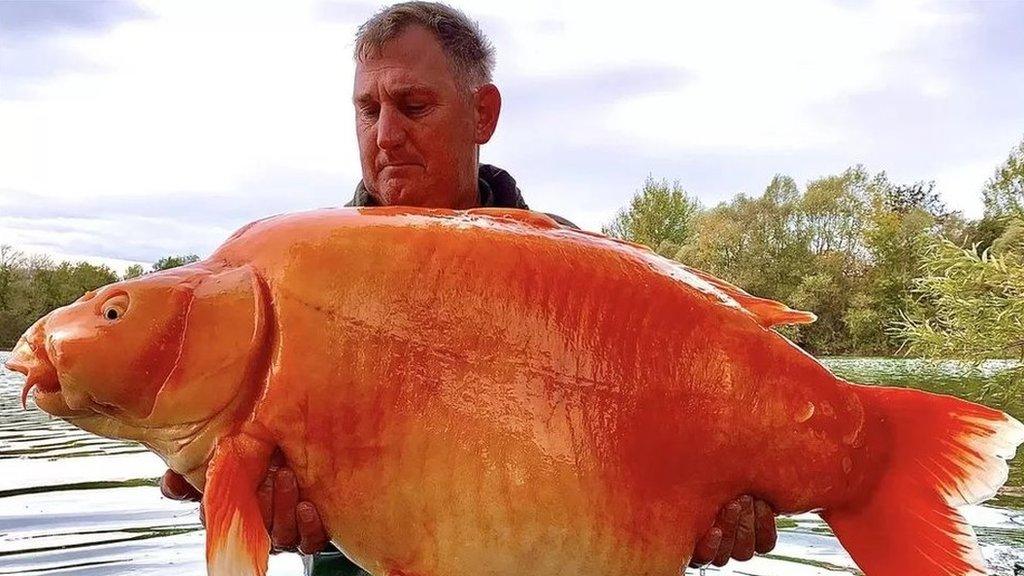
[354,1,495,89]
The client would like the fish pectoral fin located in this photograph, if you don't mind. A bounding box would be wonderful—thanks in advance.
[204,434,273,576]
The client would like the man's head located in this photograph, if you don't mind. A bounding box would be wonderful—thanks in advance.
[353,2,501,208]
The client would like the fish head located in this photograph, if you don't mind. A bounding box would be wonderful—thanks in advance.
[4,263,269,450]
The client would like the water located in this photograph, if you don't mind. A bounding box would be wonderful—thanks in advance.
[1,353,1022,575]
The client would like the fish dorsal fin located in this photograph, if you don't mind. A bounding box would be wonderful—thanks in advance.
[682,266,816,327]
[556,227,817,327]
[465,208,561,229]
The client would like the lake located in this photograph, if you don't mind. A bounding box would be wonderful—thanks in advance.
[2,353,1022,575]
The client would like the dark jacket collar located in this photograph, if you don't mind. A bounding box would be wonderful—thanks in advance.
[346,163,529,209]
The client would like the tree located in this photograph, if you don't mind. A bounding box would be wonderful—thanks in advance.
[0,246,30,347]
[982,137,1024,219]
[789,168,881,353]
[0,245,25,312]
[27,261,118,314]
[603,177,701,256]
[799,166,874,262]
[123,264,146,280]
[152,254,200,271]
[883,181,946,216]
[678,175,811,303]
[847,179,957,355]
[894,240,1024,387]
[0,254,118,349]
[991,218,1024,256]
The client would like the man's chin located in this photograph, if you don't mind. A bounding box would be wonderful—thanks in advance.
[375,183,470,209]
[379,188,431,207]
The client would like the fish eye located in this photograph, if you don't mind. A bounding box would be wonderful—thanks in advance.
[100,294,130,322]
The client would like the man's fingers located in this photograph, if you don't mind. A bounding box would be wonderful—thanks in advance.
[754,499,778,554]
[712,499,742,567]
[160,469,201,501]
[258,473,274,531]
[731,495,756,561]
[296,502,329,555]
[270,469,300,550]
[688,527,722,568]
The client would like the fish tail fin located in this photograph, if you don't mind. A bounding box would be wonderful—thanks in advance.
[204,436,272,576]
[822,385,1024,576]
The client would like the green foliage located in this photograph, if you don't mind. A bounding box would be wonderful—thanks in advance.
[674,169,883,354]
[853,180,958,354]
[991,218,1024,256]
[0,248,196,349]
[983,137,1024,219]
[677,175,811,303]
[0,248,119,349]
[603,177,700,256]
[609,137,1024,360]
[152,254,200,271]
[123,264,146,279]
[893,240,1024,383]
[0,246,30,347]
[800,166,874,260]
[787,253,863,354]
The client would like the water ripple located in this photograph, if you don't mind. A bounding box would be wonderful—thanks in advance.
[0,352,1021,575]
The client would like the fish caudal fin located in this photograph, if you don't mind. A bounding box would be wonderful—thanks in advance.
[823,386,1024,576]
[204,435,273,576]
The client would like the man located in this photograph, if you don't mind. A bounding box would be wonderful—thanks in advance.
[163,2,778,573]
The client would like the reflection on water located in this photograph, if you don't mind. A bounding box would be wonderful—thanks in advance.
[1,352,1021,575]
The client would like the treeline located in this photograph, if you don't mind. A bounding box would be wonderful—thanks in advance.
[0,251,198,348]
[3,139,1021,359]
[605,137,1024,358]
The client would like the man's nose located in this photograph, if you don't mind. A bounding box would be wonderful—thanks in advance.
[376,106,407,151]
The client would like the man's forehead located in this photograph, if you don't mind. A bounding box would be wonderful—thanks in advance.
[353,77,438,102]
[353,26,457,95]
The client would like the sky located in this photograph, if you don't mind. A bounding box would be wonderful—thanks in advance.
[1,0,1023,274]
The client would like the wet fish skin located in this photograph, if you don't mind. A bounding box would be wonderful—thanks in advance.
[6,207,1023,576]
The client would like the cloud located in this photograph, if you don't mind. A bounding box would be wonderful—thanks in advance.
[1,166,352,225]
[1,0,1023,269]
[0,0,153,99]
[0,0,151,37]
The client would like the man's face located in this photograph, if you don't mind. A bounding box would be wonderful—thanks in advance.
[353,26,481,208]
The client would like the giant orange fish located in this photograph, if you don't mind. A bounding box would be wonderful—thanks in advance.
[6,207,1023,576]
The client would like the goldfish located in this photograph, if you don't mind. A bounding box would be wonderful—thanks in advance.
[6,207,1023,576]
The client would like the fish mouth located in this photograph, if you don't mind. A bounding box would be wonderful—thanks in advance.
[5,335,61,410]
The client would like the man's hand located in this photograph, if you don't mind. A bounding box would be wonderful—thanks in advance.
[160,468,202,501]
[689,495,777,568]
[159,455,329,555]
[165,467,775,563]
[257,464,329,554]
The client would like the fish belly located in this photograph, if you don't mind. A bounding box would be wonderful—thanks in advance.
[235,212,862,575]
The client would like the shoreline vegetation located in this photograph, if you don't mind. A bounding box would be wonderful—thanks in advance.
[2,137,1021,371]
[602,137,1023,373]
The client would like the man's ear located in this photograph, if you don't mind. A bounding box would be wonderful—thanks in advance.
[474,83,502,144]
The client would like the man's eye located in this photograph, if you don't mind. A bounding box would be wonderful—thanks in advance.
[359,105,380,119]
[404,104,429,116]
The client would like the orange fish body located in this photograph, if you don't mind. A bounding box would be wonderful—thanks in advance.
[7,207,1023,576]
